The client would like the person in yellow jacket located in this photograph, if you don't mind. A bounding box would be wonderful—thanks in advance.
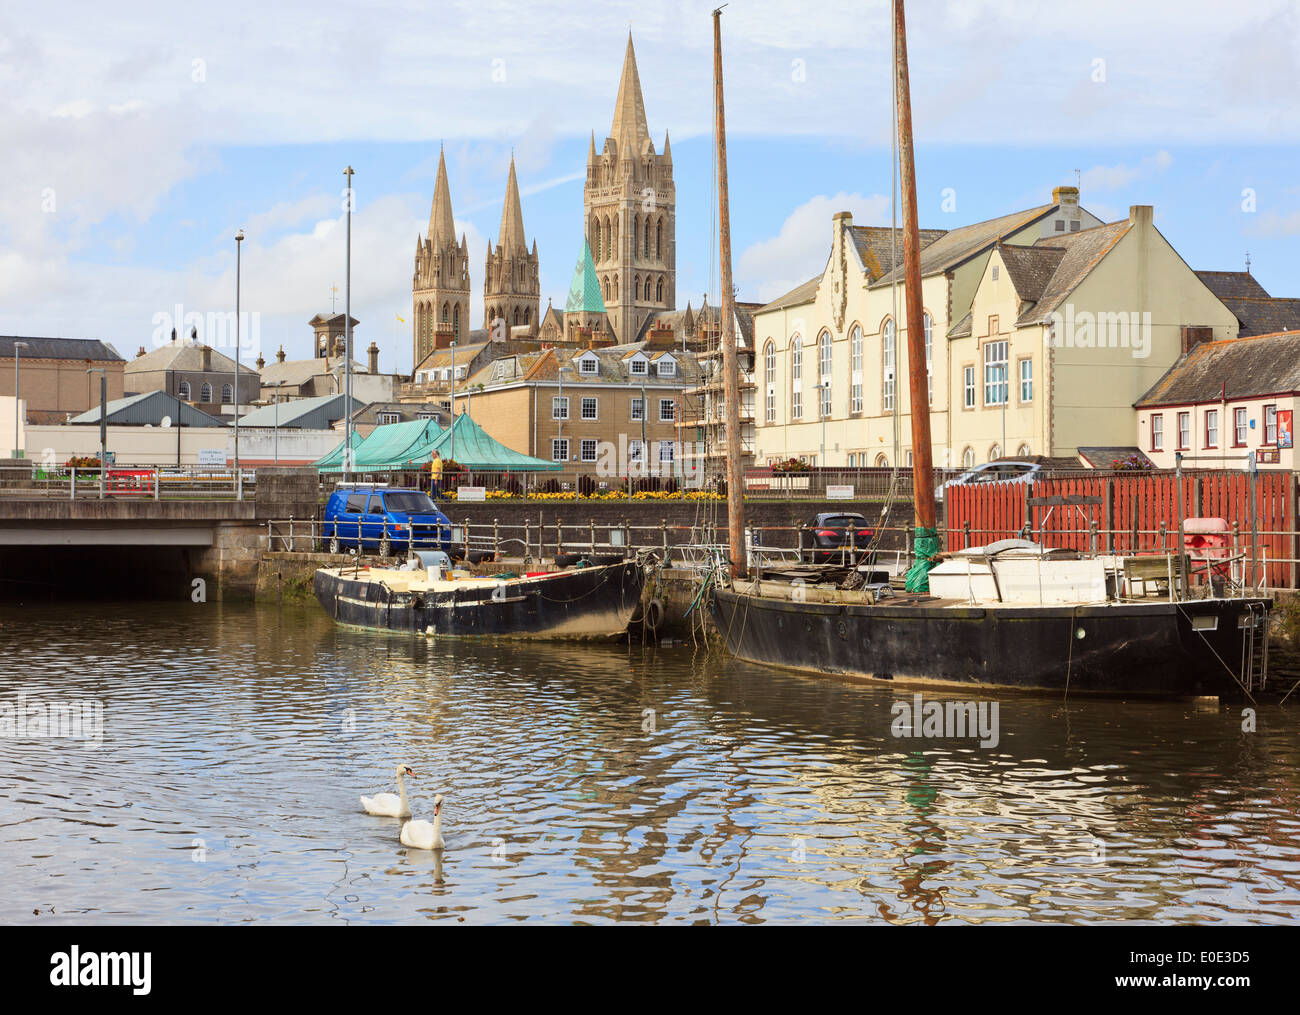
[429,451,444,497]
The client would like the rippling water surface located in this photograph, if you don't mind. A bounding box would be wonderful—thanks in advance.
[1,600,1298,924]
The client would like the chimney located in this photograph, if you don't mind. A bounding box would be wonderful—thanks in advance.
[433,322,454,350]
[1129,204,1154,228]
[647,323,675,350]
[276,345,286,363]
[256,352,265,371]
[201,345,212,371]
[137,346,146,358]
[367,341,379,375]
[1180,326,1214,354]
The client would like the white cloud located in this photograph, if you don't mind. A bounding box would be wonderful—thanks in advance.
[1081,150,1174,193]
[738,192,890,302]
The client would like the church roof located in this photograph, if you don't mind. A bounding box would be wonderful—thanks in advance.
[564,239,607,315]
[609,33,651,155]
[497,156,528,255]
[427,148,457,248]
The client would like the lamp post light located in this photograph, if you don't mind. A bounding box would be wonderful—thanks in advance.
[343,166,355,483]
[12,341,28,458]
[234,228,244,500]
[85,367,107,499]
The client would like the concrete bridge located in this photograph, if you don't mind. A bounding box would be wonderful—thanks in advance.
[0,469,319,599]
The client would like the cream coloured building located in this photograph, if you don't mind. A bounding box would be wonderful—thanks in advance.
[751,188,1240,469]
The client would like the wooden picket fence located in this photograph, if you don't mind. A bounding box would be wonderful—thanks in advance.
[944,471,1299,588]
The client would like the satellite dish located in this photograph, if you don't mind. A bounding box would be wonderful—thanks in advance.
[160,415,173,429]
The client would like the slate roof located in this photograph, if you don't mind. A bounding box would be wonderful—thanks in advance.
[996,243,1066,303]
[1194,271,1270,301]
[259,355,363,388]
[758,275,821,313]
[126,339,251,375]
[1,336,124,361]
[1135,330,1300,407]
[871,204,1057,287]
[236,392,363,429]
[849,225,947,281]
[67,390,226,427]
[1213,297,1300,338]
[1016,221,1133,325]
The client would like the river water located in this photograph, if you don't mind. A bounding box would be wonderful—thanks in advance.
[1,599,1298,925]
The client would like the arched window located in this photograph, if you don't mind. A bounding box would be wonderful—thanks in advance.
[441,302,450,323]
[178,381,191,401]
[200,382,213,403]
[524,308,531,325]
[962,446,975,469]
[513,308,520,326]
[882,319,895,411]
[656,219,662,260]
[645,277,653,300]
[849,325,863,414]
[603,276,611,301]
[453,304,460,338]
[989,443,1002,462]
[764,340,776,423]
[221,383,233,404]
[923,312,933,405]
[817,330,833,418]
[632,216,638,255]
[1017,443,1032,457]
[875,453,889,468]
[790,335,803,420]
[656,278,664,302]
[905,450,914,467]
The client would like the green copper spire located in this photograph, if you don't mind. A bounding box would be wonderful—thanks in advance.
[564,238,607,315]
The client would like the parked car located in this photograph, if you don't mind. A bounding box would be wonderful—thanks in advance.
[323,486,452,556]
[936,460,1042,501]
[799,512,876,564]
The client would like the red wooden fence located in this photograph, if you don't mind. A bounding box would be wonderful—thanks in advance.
[944,471,1298,588]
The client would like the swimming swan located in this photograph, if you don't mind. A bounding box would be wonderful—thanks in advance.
[361,765,415,817]
[400,793,446,850]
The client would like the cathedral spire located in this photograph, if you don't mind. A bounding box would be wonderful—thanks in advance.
[498,155,527,256]
[609,33,650,155]
[427,147,456,247]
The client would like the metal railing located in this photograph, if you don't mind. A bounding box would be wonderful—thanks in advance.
[0,464,253,499]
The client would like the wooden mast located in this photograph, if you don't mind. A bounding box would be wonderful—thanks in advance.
[894,0,936,532]
[714,6,746,578]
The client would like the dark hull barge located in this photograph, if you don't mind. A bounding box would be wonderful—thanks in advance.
[711,583,1272,699]
[315,560,646,640]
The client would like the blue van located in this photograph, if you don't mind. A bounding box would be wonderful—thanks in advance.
[323,486,453,556]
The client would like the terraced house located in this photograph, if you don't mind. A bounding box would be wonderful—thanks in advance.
[751,187,1239,468]
[452,341,700,481]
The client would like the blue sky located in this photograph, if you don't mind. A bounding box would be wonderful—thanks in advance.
[3,0,1298,374]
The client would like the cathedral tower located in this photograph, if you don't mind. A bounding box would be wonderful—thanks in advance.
[412,148,470,363]
[484,155,541,338]
[584,33,676,344]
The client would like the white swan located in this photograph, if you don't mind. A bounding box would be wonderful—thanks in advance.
[400,793,445,850]
[361,765,415,817]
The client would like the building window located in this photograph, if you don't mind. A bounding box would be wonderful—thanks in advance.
[552,438,569,462]
[984,340,1008,406]
[580,396,598,421]
[1018,358,1033,403]
[659,398,675,422]
[658,440,674,463]
[656,358,675,377]
[924,313,933,404]
[962,446,975,469]
[1233,407,1248,446]
[1151,414,1164,452]
[849,326,863,414]
[200,382,213,402]
[1265,404,1277,445]
[581,439,598,462]
[580,356,598,374]
[1177,411,1190,450]
[818,330,833,418]
[882,319,895,412]
[905,450,914,467]
[963,366,975,409]
[630,358,647,374]
[1017,443,1032,457]
[178,381,191,401]
[764,340,776,423]
[875,454,889,467]
[630,398,644,421]
[790,335,803,420]
[552,396,569,421]
[1205,409,1219,449]
[629,440,644,463]
[379,412,400,425]
[989,443,1002,461]
[1054,220,1065,232]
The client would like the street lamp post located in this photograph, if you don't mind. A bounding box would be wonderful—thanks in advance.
[85,367,107,499]
[12,341,28,458]
[343,166,355,483]
[816,380,830,467]
[1000,361,1007,458]
[449,340,456,466]
[234,228,244,500]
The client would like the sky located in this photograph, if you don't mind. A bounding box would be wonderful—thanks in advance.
[2,0,1299,375]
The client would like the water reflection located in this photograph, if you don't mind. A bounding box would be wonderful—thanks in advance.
[0,600,1297,924]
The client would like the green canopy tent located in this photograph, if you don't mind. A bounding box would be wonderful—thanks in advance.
[313,429,365,469]
[316,419,444,473]
[425,413,560,472]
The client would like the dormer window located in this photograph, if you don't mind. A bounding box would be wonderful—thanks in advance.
[579,355,598,375]
[630,358,647,375]
[656,358,676,377]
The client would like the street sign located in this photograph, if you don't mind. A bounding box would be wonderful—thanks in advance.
[456,486,486,502]
[827,485,854,499]
[197,449,226,466]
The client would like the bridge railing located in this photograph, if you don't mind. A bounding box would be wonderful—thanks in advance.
[0,464,254,499]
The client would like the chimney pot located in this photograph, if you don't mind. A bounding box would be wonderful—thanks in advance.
[276,345,286,363]
[367,341,380,375]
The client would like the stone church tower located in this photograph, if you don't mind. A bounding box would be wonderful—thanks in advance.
[412,147,470,364]
[584,33,675,344]
[484,156,540,339]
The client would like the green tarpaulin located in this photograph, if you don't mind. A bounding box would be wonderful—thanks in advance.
[316,415,559,473]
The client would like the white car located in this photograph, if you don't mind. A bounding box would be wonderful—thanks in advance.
[936,460,1042,501]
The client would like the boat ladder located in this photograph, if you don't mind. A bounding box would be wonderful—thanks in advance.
[1240,601,1270,693]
